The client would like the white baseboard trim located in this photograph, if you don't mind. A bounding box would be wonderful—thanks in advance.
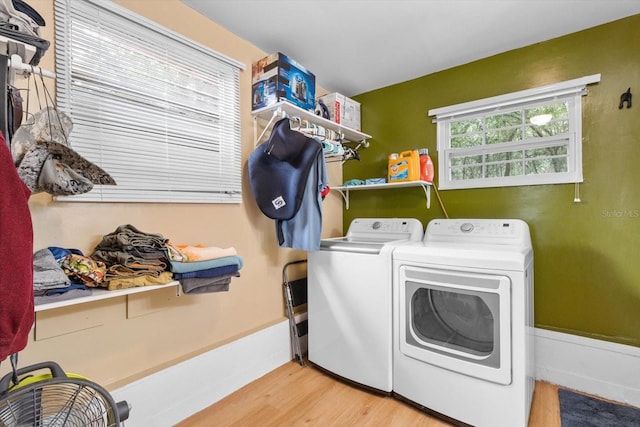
[534,328,640,407]
[111,320,291,427]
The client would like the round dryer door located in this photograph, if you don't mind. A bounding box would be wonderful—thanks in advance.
[413,288,495,356]
[398,265,512,385]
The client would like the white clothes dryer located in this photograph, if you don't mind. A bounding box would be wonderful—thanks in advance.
[308,218,423,394]
[392,219,535,427]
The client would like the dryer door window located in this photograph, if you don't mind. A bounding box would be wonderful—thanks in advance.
[398,265,512,385]
[411,288,495,357]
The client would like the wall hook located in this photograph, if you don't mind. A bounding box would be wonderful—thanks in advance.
[619,87,632,109]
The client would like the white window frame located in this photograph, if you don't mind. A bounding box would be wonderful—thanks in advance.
[53,0,245,203]
[429,74,601,190]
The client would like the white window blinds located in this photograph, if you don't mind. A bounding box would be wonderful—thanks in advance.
[53,0,245,203]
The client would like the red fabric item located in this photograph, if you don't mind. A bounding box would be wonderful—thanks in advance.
[0,133,34,361]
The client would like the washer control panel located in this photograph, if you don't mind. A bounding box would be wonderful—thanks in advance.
[346,218,424,242]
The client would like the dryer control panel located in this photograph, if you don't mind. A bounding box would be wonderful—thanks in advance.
[425,219,531,247]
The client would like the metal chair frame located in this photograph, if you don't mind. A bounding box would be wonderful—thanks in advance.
[282,259,308,366]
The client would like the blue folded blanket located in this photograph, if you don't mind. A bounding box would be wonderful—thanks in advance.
[173,264,239,279]
[169,255,243,273]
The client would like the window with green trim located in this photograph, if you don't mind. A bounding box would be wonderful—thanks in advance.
[429,75,600,190]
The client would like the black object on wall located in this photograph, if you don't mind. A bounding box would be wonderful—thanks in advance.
[619,87,632,109]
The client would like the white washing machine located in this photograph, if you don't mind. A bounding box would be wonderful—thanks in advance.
[392,219,535,427]
[308,218,423,394]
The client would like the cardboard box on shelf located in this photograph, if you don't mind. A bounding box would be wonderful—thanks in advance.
[252,52,316,112]
[317,92,361,131]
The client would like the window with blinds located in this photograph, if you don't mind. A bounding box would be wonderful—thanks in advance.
[429,75,600,190]
[53,0,245,203]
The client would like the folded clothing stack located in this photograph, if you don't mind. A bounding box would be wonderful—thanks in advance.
[91,224,173,290]
[167,244,243,294]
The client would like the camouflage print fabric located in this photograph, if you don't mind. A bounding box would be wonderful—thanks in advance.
[11,107,73,165]
[13,107,116,195]
[34,155,94,195]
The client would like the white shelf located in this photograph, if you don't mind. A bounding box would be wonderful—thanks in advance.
[34,281,180,312]
[252,100,371,144]
[332,181,432,209]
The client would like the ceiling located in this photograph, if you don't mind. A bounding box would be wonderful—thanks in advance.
[182,0,640,97]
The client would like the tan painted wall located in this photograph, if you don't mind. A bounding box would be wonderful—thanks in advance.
[1,0,343,389]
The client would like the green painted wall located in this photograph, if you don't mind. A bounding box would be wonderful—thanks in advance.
[345,15,640,347]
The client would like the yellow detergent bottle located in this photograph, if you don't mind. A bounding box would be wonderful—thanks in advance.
[388,150,420,183]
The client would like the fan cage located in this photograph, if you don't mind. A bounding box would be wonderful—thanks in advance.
[0,376,120,427]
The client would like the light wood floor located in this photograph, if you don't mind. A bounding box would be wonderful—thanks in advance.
[176,361,562,427]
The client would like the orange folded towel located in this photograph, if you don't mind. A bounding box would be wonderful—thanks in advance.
[168,243,237,262]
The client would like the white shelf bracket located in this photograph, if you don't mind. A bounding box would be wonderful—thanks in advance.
[334,188,350,209]
[420,183,431,209]
[254,107,285,146]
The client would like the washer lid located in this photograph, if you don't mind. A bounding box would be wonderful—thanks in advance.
[319,237,389,254]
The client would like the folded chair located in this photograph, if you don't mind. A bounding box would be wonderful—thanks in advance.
[282,260,308,366]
